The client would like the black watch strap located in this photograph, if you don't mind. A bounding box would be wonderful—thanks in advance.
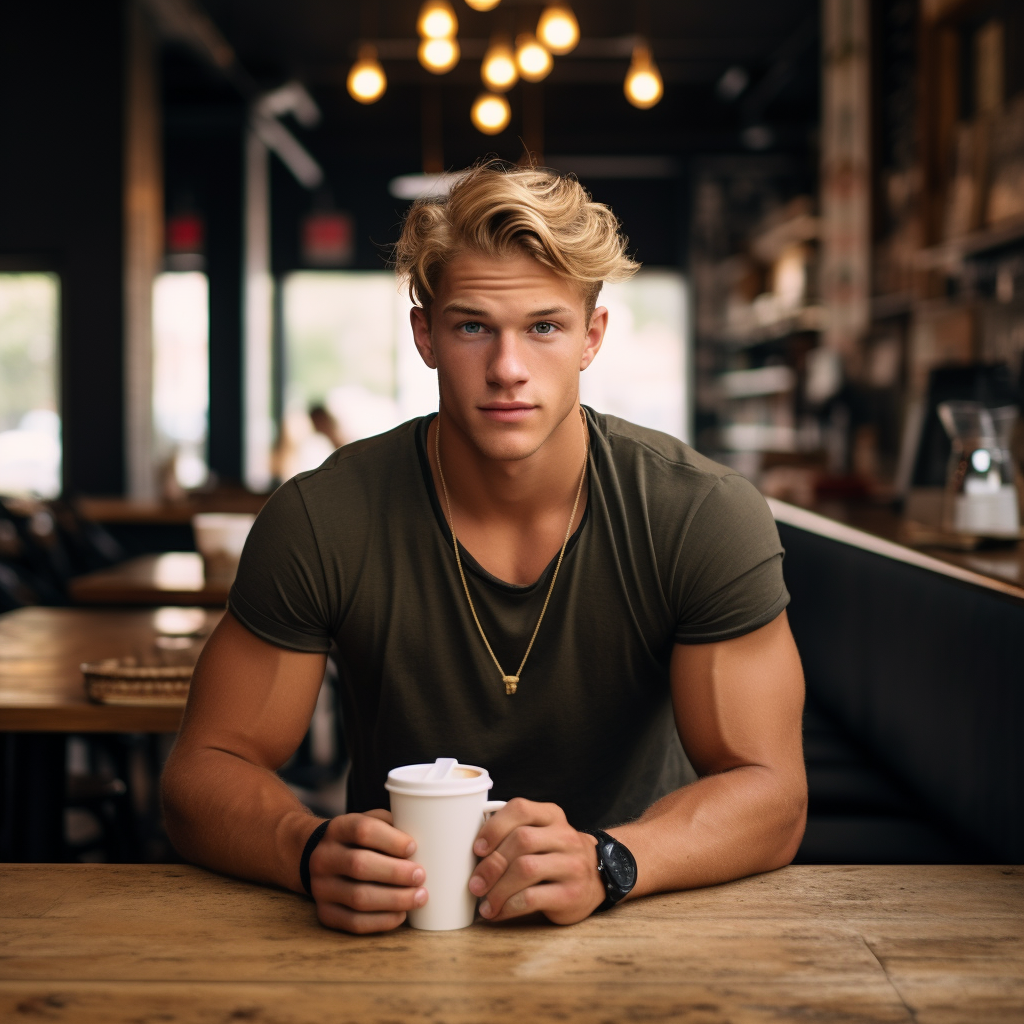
[299,819,331,896]
[579,828,637,912]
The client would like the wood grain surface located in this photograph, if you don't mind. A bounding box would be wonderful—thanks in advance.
[68,553,233,607]
[0,607,222,731]
[1,863,1021,1023]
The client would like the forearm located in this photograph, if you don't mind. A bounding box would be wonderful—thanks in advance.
[161,744,323,893]
[609,764,807,899]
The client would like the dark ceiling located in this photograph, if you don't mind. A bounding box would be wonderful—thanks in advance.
[162,0,820,269]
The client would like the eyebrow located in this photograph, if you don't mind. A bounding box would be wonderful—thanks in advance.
[439,303,574,318]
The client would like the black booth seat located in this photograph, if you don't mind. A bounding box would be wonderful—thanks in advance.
[773,500,1024,864]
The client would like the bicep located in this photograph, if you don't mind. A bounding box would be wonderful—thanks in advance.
[670,610,805,777]
[175,610,328,770]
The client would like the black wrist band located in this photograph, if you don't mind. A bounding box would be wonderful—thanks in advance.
[299,819,331,896]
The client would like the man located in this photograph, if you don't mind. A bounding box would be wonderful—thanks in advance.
[162,163,807,935]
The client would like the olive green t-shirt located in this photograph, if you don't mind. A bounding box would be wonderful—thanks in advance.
[228,408,788,828]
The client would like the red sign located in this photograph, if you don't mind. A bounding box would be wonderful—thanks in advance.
[302,212,354,267]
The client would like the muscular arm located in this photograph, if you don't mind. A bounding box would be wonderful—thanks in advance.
[471,610,807,920]
[161,611,329,889]
[609,609,807,897]
[163,612,428,932]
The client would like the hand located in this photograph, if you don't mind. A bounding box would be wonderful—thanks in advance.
[468,798,606,925]
[308,809,428,934]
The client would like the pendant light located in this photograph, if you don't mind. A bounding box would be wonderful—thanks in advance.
[464,0,501,9]
[536,5,579,56]
[419,36,460,74]
[515,33,553,82]
[471,92,511,134]
[624,42,662,109]
[347,44,387,104]
[417,0,458,40]
[481,34,518,92]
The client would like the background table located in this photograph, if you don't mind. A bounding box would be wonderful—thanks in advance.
[1,863,1021,1023]
[0,607,221,860]
[68,552,232,607]
[0,605,222,732]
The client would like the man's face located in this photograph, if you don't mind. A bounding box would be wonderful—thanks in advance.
[410,250,607,462]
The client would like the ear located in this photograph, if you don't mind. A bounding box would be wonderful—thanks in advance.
[580,306,608,371]
[410,306,437,369]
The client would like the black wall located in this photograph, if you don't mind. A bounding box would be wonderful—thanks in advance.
[0,2,126,496]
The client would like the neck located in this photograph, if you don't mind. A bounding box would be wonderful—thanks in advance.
[430,404,588,527]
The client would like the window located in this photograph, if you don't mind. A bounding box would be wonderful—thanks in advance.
[0,273,61,498]
[152,272,210,489]
[280,271,435,479]
[581,271,690,442]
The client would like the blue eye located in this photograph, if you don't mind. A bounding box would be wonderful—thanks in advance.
[534,322,555,335]
[462,322,483,334]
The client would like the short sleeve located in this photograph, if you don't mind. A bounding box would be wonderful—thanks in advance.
[672,473,789,644]
[227,478,335,653]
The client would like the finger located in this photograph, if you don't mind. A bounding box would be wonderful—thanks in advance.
[363,808,394,824]
[330,812,416,858]
[478,852,578,920]
[470,823,572,896]
[314,842,425,887]
[473,798,563,857]
[316,901,407,935]
[488,881,599,926]
[314,875,428,914]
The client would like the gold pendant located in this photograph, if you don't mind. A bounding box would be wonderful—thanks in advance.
[502,675,519,696]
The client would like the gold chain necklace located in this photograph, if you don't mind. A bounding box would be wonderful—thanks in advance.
[434,407,589,696]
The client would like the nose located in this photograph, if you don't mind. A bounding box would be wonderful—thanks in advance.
[485,328,530,391]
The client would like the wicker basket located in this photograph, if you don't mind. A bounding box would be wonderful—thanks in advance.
[82,658,193,707]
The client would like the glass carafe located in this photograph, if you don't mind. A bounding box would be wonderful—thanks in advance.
[937,401,1021,537]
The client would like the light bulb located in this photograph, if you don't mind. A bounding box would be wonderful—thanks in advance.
[471,91,511,134]
[536,5,579,56]
[417,0,458,39]
[481,34,518,92]
[464,0,501,9]
[419,36,460,74]
[515,33,553,82]
[347,44,387,104]
[624,43,663,109]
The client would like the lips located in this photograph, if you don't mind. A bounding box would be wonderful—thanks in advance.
[478,403,535,423]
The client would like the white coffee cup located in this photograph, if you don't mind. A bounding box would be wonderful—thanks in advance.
[385,758,506,931]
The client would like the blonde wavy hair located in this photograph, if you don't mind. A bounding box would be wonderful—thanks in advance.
[394,162,639,323]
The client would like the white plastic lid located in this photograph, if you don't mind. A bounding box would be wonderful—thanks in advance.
[385,758,494,797]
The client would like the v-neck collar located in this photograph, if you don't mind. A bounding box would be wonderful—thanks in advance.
[414,411,593,595]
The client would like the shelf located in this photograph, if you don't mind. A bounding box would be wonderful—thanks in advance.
[715,306,827,347]
[916,215,1024,269]
[719,365,796,398]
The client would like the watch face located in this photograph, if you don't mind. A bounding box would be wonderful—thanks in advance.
[599,839,637,890]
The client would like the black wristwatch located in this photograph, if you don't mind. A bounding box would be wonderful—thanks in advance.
[579,828,637,912]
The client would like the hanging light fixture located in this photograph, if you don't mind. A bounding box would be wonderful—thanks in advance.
[536,5,579,56]
[471,91,511,134]
[515,33,553,82]
[464,0,501,9]
[481,34,518,92]
[347,44,387,104]
[419,36,460,73]
[417,0,458,40]
[624,41,663,109]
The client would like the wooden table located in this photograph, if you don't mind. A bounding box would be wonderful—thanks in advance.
[0,607,220,860]
[1,863,1021,1023]
[0,605,221,732]
[68,552,233,607]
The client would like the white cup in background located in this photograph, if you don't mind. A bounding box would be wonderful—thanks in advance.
[386,758,506,931]
[190,513,255,580]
